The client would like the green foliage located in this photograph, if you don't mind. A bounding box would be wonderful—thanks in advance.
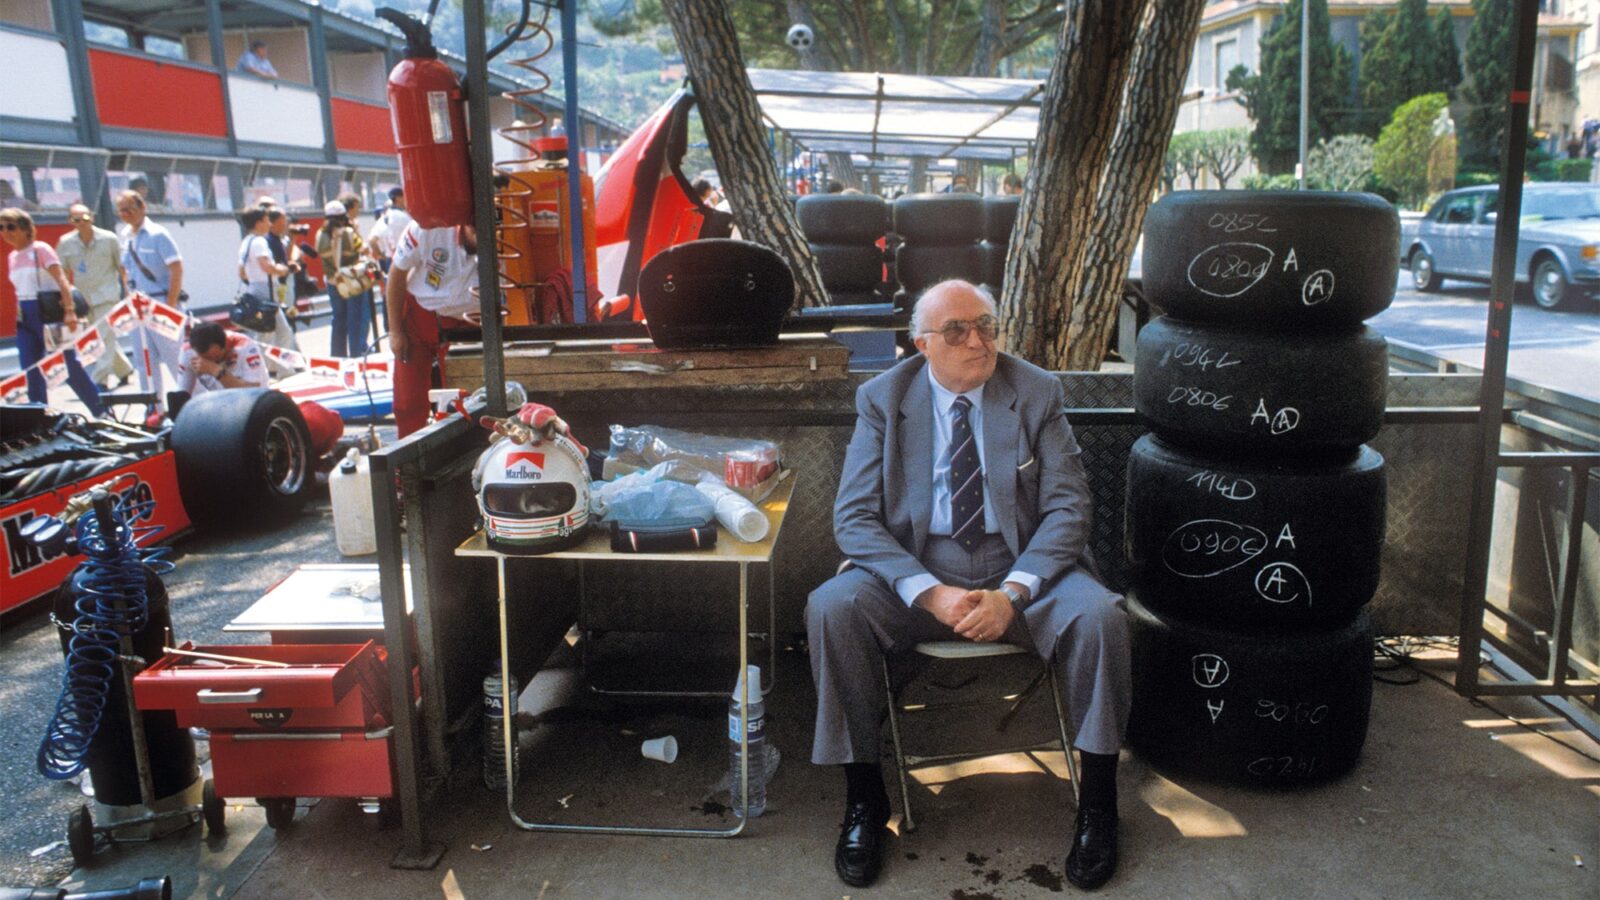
[1453,171,1498,187]
[1241,173,1300,191]
[1431,8,1462,97]
[1356,0,1437,137]
[1307,134,1375,191]
[1531,158,1596,182]
[1197,128,1250,189]
[1229,0,1353,174]
[1460,0,1514,166]
[1374,92,1449,209]
[1167,131,1206,189]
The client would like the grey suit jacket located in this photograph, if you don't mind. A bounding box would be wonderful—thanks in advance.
[833,353,1094,600]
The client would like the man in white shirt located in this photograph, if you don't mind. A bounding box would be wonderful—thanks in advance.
[385,222,477,437]
[366,187,413,273]
[177,321,268,394]
[57,203,133,385]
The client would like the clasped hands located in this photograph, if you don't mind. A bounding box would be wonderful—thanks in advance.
[916,583,1014,644]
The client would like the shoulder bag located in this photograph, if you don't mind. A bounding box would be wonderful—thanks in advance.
[229,237,279,333]
[33,247,90,325]
[127,231,190,305]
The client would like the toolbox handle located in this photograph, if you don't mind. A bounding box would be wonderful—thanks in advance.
[197,688,264,704]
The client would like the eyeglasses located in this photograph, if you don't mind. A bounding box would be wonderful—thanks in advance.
[71,215,93,222]
[0,223,20,232]
[924,314,998,346]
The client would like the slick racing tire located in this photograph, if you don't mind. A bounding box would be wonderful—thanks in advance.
[1141,191,1399,329]
[1125,435,1386,630]
[812,244,885,292]
[1133,317,1389,454]
[1127,592,1374,784]
[172,388,314,527]
[895,243,986,294]
[893,194,985,245]
[797,193,890,244]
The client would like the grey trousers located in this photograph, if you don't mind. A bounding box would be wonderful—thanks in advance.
[806,534,1131,765]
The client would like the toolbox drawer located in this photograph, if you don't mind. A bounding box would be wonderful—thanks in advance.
[210,728,395,799]
[134,642,389,731]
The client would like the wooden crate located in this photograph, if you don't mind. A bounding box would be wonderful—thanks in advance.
[443,335,850,392]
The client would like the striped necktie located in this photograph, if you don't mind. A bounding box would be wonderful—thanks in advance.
[949,396,984,549]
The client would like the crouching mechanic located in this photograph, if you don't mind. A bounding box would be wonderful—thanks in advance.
[178,321,268,394]
[807,280,1131,891]
[385,223,477,437]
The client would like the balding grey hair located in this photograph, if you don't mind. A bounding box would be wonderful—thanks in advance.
[911,280,996,337]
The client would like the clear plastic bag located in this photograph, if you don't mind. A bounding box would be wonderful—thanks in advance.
[590,463,715,526]
[606,425,782,501]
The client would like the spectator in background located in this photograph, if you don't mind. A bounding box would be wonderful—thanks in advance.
[57,203,134,387]
[825,180,845,194]
[0,180,38,211]
[1001,172,1023,196]
[116,190,185,308]
[366,187,411,274]
[2,207,105,415]
[236,40,278,79]
[943,174,972,193]
[177,321,267,394]
[316,199,370,357]
[238,208,297,357]
[386,223,478,437]
[127,177,150,202]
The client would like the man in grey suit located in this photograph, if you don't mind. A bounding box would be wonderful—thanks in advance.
[807,280,1130,890]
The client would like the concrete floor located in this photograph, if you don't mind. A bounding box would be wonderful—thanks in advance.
[50,635,1600,900]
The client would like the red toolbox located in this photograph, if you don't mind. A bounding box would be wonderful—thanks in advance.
[134,642,396,800]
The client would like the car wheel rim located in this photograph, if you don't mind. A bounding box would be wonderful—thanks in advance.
[1535,266,1562,307]
[260,416,307,497]
[1413,256,1432,289]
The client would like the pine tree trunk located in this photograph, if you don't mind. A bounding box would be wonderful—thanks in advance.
[1059,0,1207,371]
[662,0,832,307]
[998,0,1201,371]
[998,0,1149,365]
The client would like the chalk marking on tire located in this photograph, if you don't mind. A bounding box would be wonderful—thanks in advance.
[1186,242,1274,298]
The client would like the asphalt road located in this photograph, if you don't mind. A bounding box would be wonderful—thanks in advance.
[1369,273,1600,404]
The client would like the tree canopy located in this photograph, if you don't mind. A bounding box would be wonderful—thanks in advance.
[1460,0,1514,167]
[1227,0,1352,175]
[1374,92,1450,209]
[1356,0,1439,137]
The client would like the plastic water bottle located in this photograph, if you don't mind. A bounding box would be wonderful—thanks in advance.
[330,448,376,556]
[728,664,767,817]
[483,671,519,791]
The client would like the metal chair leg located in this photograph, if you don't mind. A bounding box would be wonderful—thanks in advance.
[880,654,916,833]
[1046,664,1079,805]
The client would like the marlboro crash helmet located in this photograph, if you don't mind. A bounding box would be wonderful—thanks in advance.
[476,429,591,554]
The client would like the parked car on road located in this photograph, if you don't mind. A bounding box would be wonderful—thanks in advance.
[1403,183,1600,310]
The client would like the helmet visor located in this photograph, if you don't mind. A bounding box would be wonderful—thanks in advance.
[482,482,577,517]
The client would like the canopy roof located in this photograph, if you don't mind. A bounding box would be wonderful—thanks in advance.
[748,69,1042,163]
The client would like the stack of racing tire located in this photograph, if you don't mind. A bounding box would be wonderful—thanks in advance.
[796,193,890,306]
[891,194,987,312]
[1124,191,1399,784]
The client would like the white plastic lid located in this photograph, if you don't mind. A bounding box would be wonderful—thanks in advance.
[731,664,761,701]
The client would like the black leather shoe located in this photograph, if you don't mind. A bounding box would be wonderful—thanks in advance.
[834,800,889,887]
[1065,806,1118,890]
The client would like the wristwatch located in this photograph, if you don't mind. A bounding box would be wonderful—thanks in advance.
[999,583,1027,611]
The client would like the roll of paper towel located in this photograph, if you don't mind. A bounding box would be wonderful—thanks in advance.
[696,475,770,542]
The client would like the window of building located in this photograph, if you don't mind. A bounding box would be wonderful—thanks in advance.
[1214,37,1240,91]
[106,154,245,213]
[0,147,103,212]
[248,165,324,211]
[84,22,131,48]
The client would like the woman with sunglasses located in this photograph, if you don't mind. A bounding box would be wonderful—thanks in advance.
[2,207,105,415]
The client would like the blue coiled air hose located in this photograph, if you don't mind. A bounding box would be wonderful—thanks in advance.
[37,492,170,781]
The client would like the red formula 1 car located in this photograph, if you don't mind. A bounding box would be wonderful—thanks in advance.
[0,390,316,615]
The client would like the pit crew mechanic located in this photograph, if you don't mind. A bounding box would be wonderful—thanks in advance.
[177,321,268,394]
[385,222,478,438]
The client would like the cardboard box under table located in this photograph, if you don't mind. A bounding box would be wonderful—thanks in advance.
[134,642,396,801]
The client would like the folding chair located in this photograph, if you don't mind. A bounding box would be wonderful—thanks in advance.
[881,641,1080,833]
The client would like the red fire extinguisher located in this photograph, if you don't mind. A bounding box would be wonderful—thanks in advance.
[376,8,473,229]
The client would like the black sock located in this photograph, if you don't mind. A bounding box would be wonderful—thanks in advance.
[1076,751,1118,813]
[843,762,889,812]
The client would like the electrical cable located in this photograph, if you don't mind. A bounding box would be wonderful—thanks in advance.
[36,492,171,780]
[1374,635,1600,766]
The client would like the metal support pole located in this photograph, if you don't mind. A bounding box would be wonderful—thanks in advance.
[1454,0,1540,695]
[465,0,507,416]
[1297,0,1308,189]
[561,0,589,322]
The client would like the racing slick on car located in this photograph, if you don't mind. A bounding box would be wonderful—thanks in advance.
[178,321,269,394]
[385,222,478,438]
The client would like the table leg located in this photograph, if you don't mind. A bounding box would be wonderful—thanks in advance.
[494,557,749,838]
